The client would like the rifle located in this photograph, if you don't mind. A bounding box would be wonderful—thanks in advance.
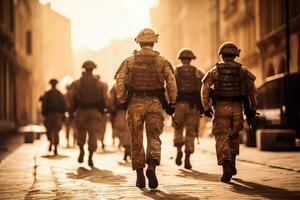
[243,96,259,133]
[157,89,178,126]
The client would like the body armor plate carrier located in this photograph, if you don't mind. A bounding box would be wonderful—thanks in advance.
[176,65,199,93]
[214,62,247,98]
[130,52,162,91]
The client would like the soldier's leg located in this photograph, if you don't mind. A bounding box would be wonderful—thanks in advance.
[77,129,87,163]
[183,110,198,169]
[174,104,185,166]
[127,110,145,188]
[52,129,59,155]
[230,107,243,175]
[145,111,164,189]
[65,119,70,147]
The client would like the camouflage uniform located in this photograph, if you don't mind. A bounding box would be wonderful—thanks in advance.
[98,80,109,149]
[116,29,177,173]
[42,79,67,155]
[174,49,205,156]
[70,61,108,167]
[201,42,257,182]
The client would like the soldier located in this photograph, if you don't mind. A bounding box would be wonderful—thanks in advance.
[109,84,131,161]
[115,28,177,189]
[64,84,76,147]
[71,61,107,167]
[201,42,257,182]
[41,79,67,155]
[173,48,205,169]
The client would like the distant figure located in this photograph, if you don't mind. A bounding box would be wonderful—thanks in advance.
[201,42,257,182]
[115,28,177,189]
[173,48,205,170]
[109,84,131,161]
[64,84,77,147]
[41,79,67,155]
[70,61,107,167]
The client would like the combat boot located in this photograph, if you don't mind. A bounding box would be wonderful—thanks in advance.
[78,146,84,163]
[231,154,237,176]
[184,152,192,169]
[146,159,158,189]
[88,151,94,168]
[135,168,145,188]
[54,145,58,155]
[175,145,183,166]
[221,160,232,182]
[48,142,52,152]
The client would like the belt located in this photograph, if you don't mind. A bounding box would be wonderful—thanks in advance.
[133,90,159,97]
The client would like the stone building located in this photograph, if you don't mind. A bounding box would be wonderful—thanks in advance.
[151,0,300,85]
[0,0,73,133]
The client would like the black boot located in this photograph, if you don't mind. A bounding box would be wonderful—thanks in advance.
[175,146,183,166]
[231,154,237,176]
[88,151,94,167]
[184,152,192,169]
[54,145,58,155]
[48,142,52,152]
[146,160,158,189]
[78,146,84,163]
[136,168,145,188]
[221,160,232,182]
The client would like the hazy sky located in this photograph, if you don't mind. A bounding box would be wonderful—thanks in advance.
[40,0,158,50]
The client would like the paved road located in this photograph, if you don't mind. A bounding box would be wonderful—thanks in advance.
[0,128,300,199]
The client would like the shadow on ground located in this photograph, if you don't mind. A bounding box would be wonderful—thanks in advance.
[41,154,70,160]
[141,188,199,200]
[67,167,126,185]
[229,178,300,199]
[176,169,220,182]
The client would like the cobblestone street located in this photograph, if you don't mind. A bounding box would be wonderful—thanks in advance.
[0,126,300,200]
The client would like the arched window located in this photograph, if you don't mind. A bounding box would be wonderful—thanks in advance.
[278,57,286,74]
[266,63,275,77]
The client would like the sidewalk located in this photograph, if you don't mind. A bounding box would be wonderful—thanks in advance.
[198,136,300,172]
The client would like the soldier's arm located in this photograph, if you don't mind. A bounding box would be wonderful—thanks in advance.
[115,60,128,103]
[246,70,258,111]
[102,83,109,108]
[201,69,215,111]
[163,60,177,103]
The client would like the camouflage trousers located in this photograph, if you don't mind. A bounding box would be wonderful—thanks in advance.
[126,96,164,170]
[44,112,64,145]
[173,102,199,153]
[75,108,102,152]
[114,110,130,147]
[212,101,243,165]
[99,113,108,142]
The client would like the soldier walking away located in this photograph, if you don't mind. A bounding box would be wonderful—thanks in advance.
[201,42,257,182]
[109,84,131,161]
[173,49,205,169]
[115,28,177,189]
[41,79,67,155]
[70,61,107,168]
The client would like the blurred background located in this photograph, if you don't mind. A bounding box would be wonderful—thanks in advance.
[0,0,299,136]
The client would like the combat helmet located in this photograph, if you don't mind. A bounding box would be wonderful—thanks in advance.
[82,60,97,70]
[177,48,196,60]
[135,28,159,43]
[49,79,58,86]
[218,42,240,57]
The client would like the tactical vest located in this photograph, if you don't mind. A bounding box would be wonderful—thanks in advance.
[43,89,66,114]
[214,62,247,97]
[176,65,199,93]
[76,74,103,105]
[129,51,162,91]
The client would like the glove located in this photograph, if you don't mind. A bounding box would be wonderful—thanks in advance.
[166,103,176,115]
[121,102,129,110]
[204,109,213,118]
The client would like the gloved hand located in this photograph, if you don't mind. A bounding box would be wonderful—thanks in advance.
[121,102,129,110]
[204,109,213,118]
[166,103,176,115]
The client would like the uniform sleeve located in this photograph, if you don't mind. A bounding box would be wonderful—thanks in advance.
[163,60,177,103]
[201,69,215,111]
[102,83,109,108]
[115,60,128,103]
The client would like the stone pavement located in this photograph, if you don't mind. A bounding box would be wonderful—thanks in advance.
[0,126,300,200]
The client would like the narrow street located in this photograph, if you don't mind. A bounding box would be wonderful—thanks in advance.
[0,125,299,200]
